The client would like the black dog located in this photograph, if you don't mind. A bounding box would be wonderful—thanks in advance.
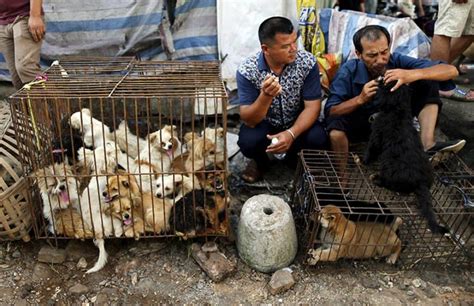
[51,115,85,165]
[363,81,447,234]
[170,189,226,237]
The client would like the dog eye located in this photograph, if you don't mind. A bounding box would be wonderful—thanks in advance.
[209,150,215,155]
[156,184,161,188]
[165,187,170,191]
[161,142,166,147]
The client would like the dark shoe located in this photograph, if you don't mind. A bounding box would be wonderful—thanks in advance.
[427,139,466,155]
[427,139,466,165]
[241,160,263,183]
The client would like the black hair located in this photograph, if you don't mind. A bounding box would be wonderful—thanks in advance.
[353,25,391,53]
[258,16,294,45]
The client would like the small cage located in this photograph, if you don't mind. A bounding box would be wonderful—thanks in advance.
[9,57,229,241]
[292,149,473,268]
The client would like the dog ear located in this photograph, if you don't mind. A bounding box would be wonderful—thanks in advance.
[149,133,157,144]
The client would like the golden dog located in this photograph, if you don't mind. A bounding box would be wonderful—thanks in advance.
[307,205,402,265]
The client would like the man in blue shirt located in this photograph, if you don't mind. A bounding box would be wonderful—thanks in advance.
[325,25,465,177]
[237,16,327,183]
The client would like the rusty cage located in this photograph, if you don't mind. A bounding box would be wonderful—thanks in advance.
[9,56,229,240]
[292,149,473,268]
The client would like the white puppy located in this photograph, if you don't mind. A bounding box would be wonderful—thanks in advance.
[34,162,80,234]
[70,108,113,149]
[114,120,146,159]
[132,125,181,192]
[77,141,125,273]
[154,173,201,203]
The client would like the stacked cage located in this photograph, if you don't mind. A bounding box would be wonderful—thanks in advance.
[292,149,473,268]
[9,57,229,241]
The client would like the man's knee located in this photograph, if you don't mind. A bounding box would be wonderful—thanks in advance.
[329,129,347,142]
[304,123,328,148]
[329,129,348,151]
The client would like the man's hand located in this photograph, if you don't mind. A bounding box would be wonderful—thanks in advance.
[358,79,379,105]
[384,69,417,92]
[28,16,45,42]
[261,74,282,97]
[265,131,293,154]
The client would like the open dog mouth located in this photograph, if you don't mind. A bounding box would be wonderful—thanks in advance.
[58,190,70,203]
[123,218,132,226]
[103,194,118,203]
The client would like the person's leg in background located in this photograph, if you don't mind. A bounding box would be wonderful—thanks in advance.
[12,17,42,87]
[0,19,24,90]
[431,0,474,101]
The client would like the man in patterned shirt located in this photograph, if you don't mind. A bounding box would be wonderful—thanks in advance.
[237,16,327,183]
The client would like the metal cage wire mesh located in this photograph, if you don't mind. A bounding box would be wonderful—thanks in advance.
[292,149,473,268]
[9,57,229,240]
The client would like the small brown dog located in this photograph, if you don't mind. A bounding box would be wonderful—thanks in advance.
[307,205,402,265]
[54,208,93,239]
[104,171,173,237]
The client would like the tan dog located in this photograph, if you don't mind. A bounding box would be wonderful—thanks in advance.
[104,171,173,236]
[54,208,93,239]
[171,136,220,172]
[307,205,402,265]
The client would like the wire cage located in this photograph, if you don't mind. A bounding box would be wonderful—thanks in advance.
[292,149,473,268]
[9,57,229,241]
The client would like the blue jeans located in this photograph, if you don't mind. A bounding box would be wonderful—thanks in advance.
[238,120,328,169]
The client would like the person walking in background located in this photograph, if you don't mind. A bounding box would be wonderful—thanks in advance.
[431,0,474,101]
[0,0,44,90]
[336,0,366,12]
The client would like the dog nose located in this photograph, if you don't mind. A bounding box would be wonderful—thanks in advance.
[156,193,162,198]
[102,191,108,197]
[124,213,130,219]
[59,185,66,191]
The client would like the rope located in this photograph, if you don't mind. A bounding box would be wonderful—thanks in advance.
[22,75,47,151]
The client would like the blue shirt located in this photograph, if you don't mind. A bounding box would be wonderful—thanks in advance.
[237,50,322,129]
[325,52,455,116]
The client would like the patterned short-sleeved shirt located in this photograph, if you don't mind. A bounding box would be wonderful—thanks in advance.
[236,50,322,130]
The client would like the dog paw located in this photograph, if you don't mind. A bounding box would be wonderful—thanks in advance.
[307,249,321,265]
[124,229,135,238]
[386,254,398,265]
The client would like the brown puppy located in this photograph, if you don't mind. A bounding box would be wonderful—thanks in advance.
[307,205,402,265]
[103,171,145,238]
[104,171,173,236]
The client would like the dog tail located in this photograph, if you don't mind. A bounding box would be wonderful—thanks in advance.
[86,239,108,274]
[415,186,448,234]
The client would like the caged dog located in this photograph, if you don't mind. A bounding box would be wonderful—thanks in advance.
[104,170,174,237]
[170,169,227,238]
[34,162,82,234]
[307,205,402,265]
[363,81,447,234]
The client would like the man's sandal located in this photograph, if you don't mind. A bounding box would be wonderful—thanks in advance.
[440,87,474,102]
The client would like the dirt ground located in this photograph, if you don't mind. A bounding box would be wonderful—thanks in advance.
[0,154,473,305]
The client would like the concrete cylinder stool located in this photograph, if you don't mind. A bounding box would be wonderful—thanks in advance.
[237,194,297,273]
